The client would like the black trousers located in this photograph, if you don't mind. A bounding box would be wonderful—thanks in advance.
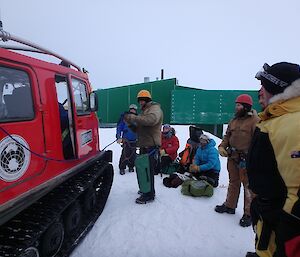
[160,155,173,170]
[194,169,220,187]
[119,141,136,170]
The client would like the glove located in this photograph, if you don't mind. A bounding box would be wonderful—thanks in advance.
[117,138,123,144]
[189,164,200,173]
[218,146,228,157]
[160,149,166,156]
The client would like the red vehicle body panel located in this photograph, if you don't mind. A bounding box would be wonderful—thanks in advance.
[0,48,100,211]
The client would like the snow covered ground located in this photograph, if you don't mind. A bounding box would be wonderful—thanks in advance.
[71,125,255,257]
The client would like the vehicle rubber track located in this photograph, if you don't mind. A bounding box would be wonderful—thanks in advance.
[0,160,114,257]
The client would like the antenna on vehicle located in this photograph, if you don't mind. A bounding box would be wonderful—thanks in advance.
[0,9,3,30]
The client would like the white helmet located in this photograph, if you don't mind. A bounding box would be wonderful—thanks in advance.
[129,104,138,110]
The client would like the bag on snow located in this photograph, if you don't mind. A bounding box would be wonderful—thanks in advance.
[163,173,184,188]
[163,172,192,188]
[135,154,151,194]
[181,179,214,197]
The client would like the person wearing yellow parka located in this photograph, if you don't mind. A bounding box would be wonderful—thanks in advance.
[246,62,300,257]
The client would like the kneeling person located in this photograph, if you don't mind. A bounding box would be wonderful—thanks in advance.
[189,134,220,187]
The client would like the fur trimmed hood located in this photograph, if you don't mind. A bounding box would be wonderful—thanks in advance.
[269,78,300,103]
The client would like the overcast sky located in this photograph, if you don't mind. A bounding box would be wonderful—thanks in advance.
[1,0,300,90]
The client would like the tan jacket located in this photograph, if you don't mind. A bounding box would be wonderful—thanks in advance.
[127,102,163,147]
[219,110,259,154]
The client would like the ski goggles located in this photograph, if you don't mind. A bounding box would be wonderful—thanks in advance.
[255,63,289,88]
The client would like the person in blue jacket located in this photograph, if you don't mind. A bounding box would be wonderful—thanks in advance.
[188,134,221,187]
[116,104,138,175]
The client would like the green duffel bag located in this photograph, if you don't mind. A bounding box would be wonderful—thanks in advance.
[135,154,151,194]
[181,179,214,197]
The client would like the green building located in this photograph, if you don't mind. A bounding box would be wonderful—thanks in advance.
[96,78,260,138]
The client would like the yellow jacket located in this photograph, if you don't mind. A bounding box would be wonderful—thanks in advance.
[248,96,300,216]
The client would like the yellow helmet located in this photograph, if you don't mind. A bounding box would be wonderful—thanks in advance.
[137,89,151,99]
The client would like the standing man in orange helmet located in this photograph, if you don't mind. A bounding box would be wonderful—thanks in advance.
[124,89,163,204]
[215,94,259,227]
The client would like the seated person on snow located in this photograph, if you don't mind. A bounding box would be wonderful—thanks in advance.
[188,134,221,187]
[160,124,179,172]
[177,126,203,173]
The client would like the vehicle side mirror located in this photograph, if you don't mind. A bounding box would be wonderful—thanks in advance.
[89,91,98,112]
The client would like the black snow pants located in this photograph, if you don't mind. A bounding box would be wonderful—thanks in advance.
[119,140,136,170]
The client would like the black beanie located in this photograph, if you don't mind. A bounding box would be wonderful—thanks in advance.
[260,62,300,95]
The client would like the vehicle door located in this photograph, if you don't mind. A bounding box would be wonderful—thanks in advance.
[68,75,96,158]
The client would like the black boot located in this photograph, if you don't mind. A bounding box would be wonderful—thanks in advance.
[128,167,134,172]
[120,169,125,175]
[135,193,155,204]
[240,214,252,227]
[215,204,235,214]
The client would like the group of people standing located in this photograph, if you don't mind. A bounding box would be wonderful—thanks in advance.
[115,61,300,257]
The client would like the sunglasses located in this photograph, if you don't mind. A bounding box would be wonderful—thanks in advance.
[255,63,288,88]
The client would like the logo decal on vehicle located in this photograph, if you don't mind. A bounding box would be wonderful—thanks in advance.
[81,130,92,146]
[0,135,30,182]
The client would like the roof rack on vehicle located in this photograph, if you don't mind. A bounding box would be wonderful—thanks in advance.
[0,27,81,72]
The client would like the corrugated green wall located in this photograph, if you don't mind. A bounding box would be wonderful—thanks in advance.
[97,78,177,124]
[171,89,260,124]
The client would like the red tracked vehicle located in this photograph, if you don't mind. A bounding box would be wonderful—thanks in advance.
[0,27,114,257]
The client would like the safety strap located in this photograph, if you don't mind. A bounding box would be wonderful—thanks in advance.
[61,128,69,141]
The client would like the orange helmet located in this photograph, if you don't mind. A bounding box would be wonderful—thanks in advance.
[137,90,151,99]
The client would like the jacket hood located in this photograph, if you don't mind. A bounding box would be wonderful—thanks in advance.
[258,79,300,121]
[259,95,300,121]
[269,78,300,103]
[203,138,216,148]
[142,101,160,110]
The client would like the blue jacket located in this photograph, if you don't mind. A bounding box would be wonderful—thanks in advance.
[194,139,221,172]
[116,112,137,142]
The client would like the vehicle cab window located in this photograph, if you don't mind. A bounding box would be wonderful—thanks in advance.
[0,66,34,122]
[71,78,90,115]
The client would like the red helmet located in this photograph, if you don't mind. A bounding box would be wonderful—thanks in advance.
[235,94,253,106]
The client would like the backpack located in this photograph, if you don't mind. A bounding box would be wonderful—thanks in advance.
[179,143,198,167]
[181,179,214,197]
[163,174,184,188]
[189,126,203,143]
[163,172,192,188]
